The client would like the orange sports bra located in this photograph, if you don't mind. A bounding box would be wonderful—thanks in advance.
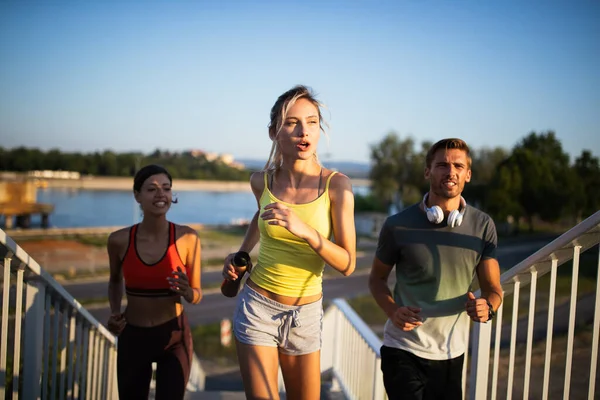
[121,222,188,297]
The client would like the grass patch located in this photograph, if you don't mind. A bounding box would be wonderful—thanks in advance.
[52,266,111,281]
[347,295,388,326]
[191,322,238,366]
[75,234,110,247]
[77,297,109,306]
[203,257,229,267]
[198,226,246,245]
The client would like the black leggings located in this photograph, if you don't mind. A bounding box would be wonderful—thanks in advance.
[117,313,193,400]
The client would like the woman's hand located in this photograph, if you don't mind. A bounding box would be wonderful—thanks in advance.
[222,253,250,281]
[168,267,193,300]
[107,313,126,335]
[261,202,314,240]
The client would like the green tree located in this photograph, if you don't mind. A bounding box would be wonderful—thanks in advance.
[488,131,582,231]
[487,159,524,228]
[369,133,419,210]
[574,150,600,219]
[99,151,119,176]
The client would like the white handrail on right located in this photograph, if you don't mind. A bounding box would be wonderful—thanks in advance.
[469,210,600,400]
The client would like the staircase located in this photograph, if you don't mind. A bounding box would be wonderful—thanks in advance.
[2,210,599,399]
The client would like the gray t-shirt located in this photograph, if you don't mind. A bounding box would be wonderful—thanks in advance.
[376,202,497,360]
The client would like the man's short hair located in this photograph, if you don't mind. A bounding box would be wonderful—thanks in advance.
[425,138,472,169]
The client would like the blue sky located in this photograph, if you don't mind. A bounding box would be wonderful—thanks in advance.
[1,0,598,164]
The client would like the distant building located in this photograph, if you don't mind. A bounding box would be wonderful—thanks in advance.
[219,153,234,165]
[189,149,205,158]
[27,170,81,180]
[186,150,245,169]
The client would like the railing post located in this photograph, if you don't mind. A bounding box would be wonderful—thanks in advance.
[564,246,581,400]
[372,356,385,399]
[331,306,343,391]
[589,242,600,400]
[11,262,25,400]
[0,254,12,399]
[468,320,492,400]
[22,278,46,400]
[66,310,77,398]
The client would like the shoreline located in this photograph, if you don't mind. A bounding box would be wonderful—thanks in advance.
[4,223,235,239]
[38,176,371,192]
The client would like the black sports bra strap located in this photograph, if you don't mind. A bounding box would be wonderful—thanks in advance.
[316,167,323,199]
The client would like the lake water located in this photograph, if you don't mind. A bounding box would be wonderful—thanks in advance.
[29,185,369,228]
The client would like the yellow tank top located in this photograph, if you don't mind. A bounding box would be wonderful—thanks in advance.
[251,171,337,297]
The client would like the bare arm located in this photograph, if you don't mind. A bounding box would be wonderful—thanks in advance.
[369,256,422,330]
[238,211,260,254]
[369,257,397,317]
[304,173,356,275]
[107,231,125,316]
[477,258,503,310]
[222,173,263,282]
[466,258,503,322]
[183,230,202,304]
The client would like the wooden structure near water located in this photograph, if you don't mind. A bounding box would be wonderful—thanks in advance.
[0,179,54,229]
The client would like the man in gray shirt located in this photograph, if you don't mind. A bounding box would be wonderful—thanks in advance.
[369,138,503,400]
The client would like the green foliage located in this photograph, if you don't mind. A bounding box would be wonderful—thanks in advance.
[368,133,427,210]
[191,322,238,364]
[347,295,388,325]
[487,131,586,230]
[354,193,387,213]
[574,150,600,219]
[368,133,509,211]
[368,130,599,231]
[0,147,251,181]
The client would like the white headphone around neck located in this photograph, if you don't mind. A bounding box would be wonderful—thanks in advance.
[422,192,467,228]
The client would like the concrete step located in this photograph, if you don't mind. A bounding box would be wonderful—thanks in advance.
[185,391,247,400]
[185,389,346,400]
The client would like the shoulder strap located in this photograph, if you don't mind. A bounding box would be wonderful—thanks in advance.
[324,171,338,192]
[169,222,176,245]
[122,224,138,263]
[129,224,138,244]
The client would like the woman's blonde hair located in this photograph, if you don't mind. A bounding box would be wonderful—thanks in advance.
[263,85,328,171]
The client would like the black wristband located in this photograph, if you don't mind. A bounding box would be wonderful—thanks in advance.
[485,299,496,322]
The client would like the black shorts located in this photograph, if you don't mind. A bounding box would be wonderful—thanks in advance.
[380,345,464,400]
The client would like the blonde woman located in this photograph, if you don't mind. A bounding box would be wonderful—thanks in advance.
[222,85,356,399]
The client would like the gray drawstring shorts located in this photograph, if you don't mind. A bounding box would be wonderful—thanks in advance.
[233,284,323,355]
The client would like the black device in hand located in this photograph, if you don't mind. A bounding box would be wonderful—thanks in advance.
[220,251,251,298]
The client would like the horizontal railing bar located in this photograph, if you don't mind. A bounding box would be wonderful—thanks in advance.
[499,211,600,294]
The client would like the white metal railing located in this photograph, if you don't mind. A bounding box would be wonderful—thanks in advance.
[0,228,119,399]
[321,298,386,400]
[0,227,207,399]
[468,210,600,400]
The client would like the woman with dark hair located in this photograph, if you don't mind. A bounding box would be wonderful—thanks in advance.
[222,85,356,399]
[106,164,202,400]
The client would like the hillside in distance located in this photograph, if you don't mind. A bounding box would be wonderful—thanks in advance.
[237,159,370,179]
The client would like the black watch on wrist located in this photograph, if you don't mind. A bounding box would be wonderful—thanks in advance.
[485,299,496,322]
